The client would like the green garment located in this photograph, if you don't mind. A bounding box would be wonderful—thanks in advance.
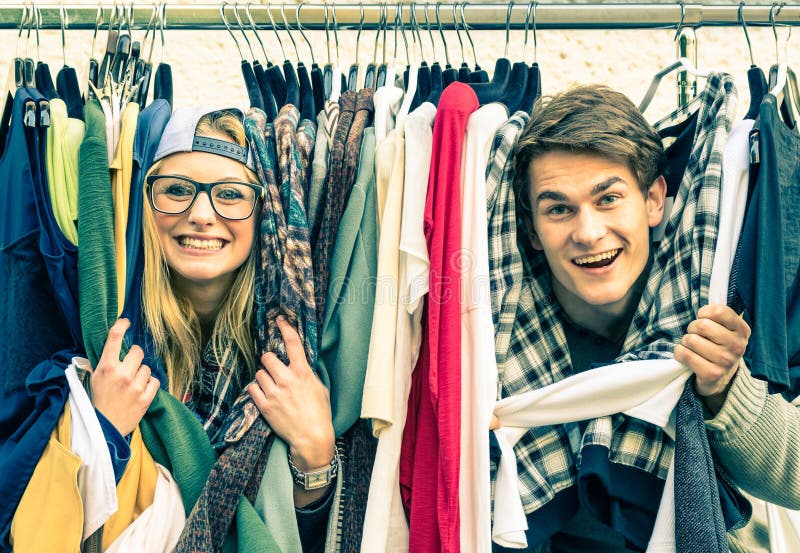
[78,99,118,367]
[317,128,378,436]
[46,98,83,245]
[140,391,282,552]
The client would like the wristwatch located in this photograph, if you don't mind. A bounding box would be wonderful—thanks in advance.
[288,450,340,490]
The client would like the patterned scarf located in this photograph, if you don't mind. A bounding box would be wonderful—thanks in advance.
[177,105,318,551]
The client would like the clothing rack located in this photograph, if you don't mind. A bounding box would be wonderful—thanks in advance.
[0,3,799,32]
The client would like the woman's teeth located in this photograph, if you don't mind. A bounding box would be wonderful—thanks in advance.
[178,237,225,250]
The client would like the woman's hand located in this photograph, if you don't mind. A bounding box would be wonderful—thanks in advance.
[91,318,160,436]
[675,304,751,413]
[248,316,335,471]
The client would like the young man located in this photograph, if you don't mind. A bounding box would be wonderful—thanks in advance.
[504,85,751,552]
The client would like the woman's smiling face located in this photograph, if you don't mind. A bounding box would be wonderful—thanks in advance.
[151,136,258,293]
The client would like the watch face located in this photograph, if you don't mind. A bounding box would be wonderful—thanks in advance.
[306,471,330,489]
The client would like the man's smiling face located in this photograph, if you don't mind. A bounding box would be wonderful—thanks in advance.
[526,150,667,319]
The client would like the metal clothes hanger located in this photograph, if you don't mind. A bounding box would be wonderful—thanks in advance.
[285,2,315,119]
[241,2,276,119]
[321,1,334,99]
[347,2,365,91]
[461,3,487,82]
[278,2,302,110]
[85,3,104,99]
[468,1,513,105]
[766,2,799,129]
[518,0,542,114]
[330,2,345,99]
[739,1,767,120]
[435,1,457,86]
[424,1,445,104]
[56,3,84,118]
[364,3,385,89]
[638,2,710,114]
[298,2,324,115]
[221,1,264,111]
[452,3,470,82]
[496,1,530,112]
[376,3,390,88]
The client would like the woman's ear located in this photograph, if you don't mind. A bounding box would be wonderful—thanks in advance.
[646,175,668,229]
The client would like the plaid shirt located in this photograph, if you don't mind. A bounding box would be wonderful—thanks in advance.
[489,74,736,515]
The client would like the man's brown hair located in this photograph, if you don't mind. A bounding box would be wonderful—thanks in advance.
[512,85,666,237]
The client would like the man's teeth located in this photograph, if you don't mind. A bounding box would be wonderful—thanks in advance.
[574,249,620,265]
[178,237,225,250]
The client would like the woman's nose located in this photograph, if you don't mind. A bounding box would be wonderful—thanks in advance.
[186,192,217,225]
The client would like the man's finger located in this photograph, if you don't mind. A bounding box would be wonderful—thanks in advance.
[98,318,131,371]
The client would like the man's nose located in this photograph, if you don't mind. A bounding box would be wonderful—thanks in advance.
[571,208,607,246]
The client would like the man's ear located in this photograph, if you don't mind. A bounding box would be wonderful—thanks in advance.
[646,175,668,229]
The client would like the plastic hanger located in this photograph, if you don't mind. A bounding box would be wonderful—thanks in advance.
[468,2,514,104]
[348,4,365,91]
[639,5,710,114]
[423,3,444,105]
[767,3,794,119]
[257,3,286,108]
[293,3,319,119]
[273,3,301,110]
[1,4,30,120]
[364,5,385,89]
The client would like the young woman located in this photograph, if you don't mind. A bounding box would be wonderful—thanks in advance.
[90,108,336,550]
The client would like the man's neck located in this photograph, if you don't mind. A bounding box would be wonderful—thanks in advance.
[552,267,650,343]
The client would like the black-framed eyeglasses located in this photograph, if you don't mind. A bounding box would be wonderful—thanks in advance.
[146,174,264,221]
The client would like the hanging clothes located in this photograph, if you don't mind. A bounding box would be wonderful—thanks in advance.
[0,88,78,546]
[459,102,510,553]
[361,101,436,553]
[45,98,83,245]
[318,126,378,437]
[729,94,800,394]
[110,102,140,316]
[401,82,479,553]
[307,100,339,233]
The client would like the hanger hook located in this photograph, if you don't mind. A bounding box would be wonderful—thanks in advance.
[355,1,364,69]
[423,2,437,62]
[296,3,316,65]
[523,2,532,61]
[435,1,450,66]
[90,3,103,57]
[33,5,41,62]
[322,1,331,65]
[232,2,256,60]
[331,2,340,66]
[280,2,300,61]
[532,1,538,63]
[737,2,755,67]
[372,3,382,65]
[220,2,245,60]
[409,2,422,63]
[673,1,686,42]
[452,2,465,64]
[158,2,166,65]
[59,1,69,67]
[770,2,784,63]
[245,3,270,63]
[263,1,286,61]
[505,1,514,59]
[141,3,158,64]
[460,3,477,68]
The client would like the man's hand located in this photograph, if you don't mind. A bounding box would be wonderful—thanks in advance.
[91,318,160,436]
[675,304,751,411]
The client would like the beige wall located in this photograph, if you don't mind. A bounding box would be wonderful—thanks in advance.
[1,1,796,122]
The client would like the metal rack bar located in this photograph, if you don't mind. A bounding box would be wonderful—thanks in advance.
[0,3,798,32]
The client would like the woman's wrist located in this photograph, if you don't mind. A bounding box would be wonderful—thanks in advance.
[289,431,336,471]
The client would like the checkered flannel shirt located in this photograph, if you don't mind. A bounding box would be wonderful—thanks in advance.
[488,74,736,515]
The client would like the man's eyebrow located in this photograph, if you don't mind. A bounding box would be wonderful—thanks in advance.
[536,190,569,204]
[590,177,625,196]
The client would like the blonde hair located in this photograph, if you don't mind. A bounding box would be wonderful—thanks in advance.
[141,111,259,398]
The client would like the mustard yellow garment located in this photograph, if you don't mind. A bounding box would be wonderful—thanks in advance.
[109,102,139,314]
[11,403,83,552]
[11,404,157,552]
[102,426,158,549]
[45,98,84,245]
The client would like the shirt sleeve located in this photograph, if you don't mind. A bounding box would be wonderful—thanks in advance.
[706,362,800,510]
[95,408,132,484]
[295,486,335,553]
